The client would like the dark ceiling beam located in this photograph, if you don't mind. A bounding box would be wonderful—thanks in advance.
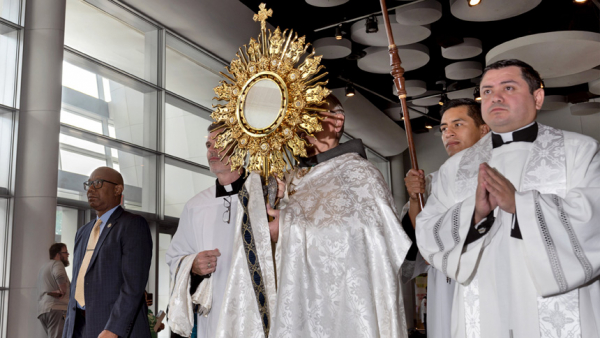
[338,75,441,122]
[313,0,426,32]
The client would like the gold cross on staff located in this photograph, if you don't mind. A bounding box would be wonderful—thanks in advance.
[253,3,273,30]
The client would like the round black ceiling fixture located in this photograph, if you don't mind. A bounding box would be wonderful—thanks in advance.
[365,15,378,33]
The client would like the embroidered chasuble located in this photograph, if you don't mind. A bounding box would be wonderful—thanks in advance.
[217,140,412,338]
[415,123,600,338]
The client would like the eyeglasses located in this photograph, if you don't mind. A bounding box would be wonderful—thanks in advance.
[59,251,69,256]
[83,179,118,191]
[223,196,231,224]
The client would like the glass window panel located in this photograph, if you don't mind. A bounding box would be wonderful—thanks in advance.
[166,34,224,108]
[0,0,21,25]
[62,61,99,98]
[102,78,112,102]
[59,149,106,176]
[61,60,158,150]
[165,96,212,165]
[55,206,79,280]
[64,0,158,83]
[157,233,172,338]
[59,134,105,154]
[0,22,18,107]
[0,199,8,286]
[366,148,390,186]
[60,110,103,134]
[58,130,157,213]
[0,109,14,192]
[164,163,214,217]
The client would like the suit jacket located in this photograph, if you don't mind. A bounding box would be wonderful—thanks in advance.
[63,206,153,338]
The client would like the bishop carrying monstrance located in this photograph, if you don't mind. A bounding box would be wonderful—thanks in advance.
[179,3,413,338]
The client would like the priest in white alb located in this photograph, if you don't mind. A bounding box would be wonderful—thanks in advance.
[415,59,600,338]
[165,122,247,338]
[401,98,489,338]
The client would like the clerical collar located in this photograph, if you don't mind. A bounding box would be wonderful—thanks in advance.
[491,122,538,148]
[298,139,368,168]
[215,171,247,198]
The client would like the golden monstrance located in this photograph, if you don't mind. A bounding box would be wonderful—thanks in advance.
[211,3,331,180]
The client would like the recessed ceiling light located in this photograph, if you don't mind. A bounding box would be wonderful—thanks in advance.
[438,94,449,106]
[365,16,378,34]
[473,87,481,101]
[345,83,355,97]
[467,0,482,6]
[335,24,343,40]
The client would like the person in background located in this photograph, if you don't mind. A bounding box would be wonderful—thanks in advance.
[401,98,489,338]
[37,243,71,338]
[63,166,153,338]
[145,292,165,338]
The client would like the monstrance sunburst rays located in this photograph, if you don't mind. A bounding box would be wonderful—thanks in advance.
[211,3,331,179]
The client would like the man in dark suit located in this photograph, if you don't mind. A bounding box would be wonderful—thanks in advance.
[63,167,153,338]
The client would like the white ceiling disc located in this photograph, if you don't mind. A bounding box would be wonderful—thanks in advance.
[305,0,349,7]
[313,37,352,59]
[544,68,600,88]
[447,87,474,100]
[392,79,427,97]
[445,61,482,80]
[570,102,600,116]
[395,0,442,26]
[450,0,541,22]
[442,38,482,60]
[411,90,443,106]
[358,44,430,74]
[541,95,568,111]
[589,78,600,95]
[486,31,600,79]
[351,15,431,46]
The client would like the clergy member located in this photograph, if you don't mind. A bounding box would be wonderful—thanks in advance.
[416,59,600,338]
[165,122,246,338]
[268,94,413,338]
[401,98,489,338]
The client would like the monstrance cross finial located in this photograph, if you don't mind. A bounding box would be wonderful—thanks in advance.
[253,3,273,31]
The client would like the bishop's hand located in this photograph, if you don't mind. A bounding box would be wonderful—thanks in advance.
[266,204,279,242]
[474,163,498,224]
[480,163,516,214]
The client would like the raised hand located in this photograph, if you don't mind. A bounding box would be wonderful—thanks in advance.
[474,163,498,224]
[480,163,516,214]
[404,169,425,201]
[266,204,279,243]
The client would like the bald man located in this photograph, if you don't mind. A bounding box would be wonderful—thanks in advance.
[63,167,153,338]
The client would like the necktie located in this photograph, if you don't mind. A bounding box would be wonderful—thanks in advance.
[74,219,102,307]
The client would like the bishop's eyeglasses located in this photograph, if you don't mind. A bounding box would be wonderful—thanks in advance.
[83,179,119,191]
[223,196,231,224]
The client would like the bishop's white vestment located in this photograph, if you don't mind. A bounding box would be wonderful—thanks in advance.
[216,140,412,338]
[415,123,600,338]
[166,174,246,338]
[272,140,412,338]
[400,172,455,338]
